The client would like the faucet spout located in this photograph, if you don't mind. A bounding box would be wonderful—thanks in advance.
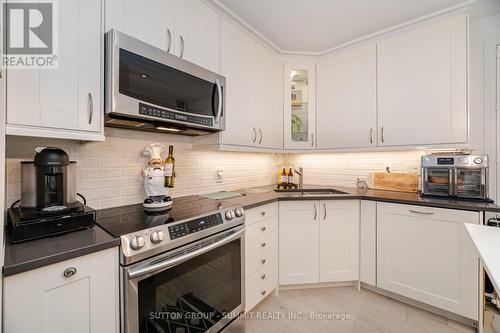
[293,167,304,189]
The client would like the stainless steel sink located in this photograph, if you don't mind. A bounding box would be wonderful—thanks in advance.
[275,188,349,196]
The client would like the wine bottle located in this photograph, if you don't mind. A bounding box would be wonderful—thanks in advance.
[164,145,175,188]
[288,168,294,185]
[280,168,288,186]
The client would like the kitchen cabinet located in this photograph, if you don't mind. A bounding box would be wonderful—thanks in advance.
[4,248,119,333]
[279,200,359,285]
[377,202,479,320]
[283,61,316,149]
[245,203,279,312]
[360,200,377,286]
[6,0,104,141]
[105,0,174,52]
[377,15,467,146]
[317,44,377,149]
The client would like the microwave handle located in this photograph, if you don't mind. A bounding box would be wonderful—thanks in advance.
[215,79,222,124]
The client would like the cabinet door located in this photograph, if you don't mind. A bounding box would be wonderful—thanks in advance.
[4,248,119,333]
[7,0,102,133]
[284,62,316,149]
[105,0,174,52]
[319,200,359,282]
[360,200,376,286]
[219,18,255,147]
[279,201,320,285]
[174,0,219,72]
[317,44,377,149]
[253,44,283,149]
[377,15,467,146]
[377,203,479,320]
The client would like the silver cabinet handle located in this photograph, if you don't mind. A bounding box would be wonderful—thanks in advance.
[381,127,385,143]
[409,209,435,215]
[258,129,263,144]
[179,35,184,58]
[88,93,93,124]
[311,133,314,147]
[166,28,172,53]
[214,79,222,124]
[323,203,327,220]
[313,203,317,220]
[252,127,257,143]
[370,128,373,144]
[63,267,77,278]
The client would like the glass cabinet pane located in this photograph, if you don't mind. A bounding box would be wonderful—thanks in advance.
[290,69,309,142]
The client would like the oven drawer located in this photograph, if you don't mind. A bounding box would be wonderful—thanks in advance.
[245,264,278,312]
[245,245,278,278]
[246,203,279,226]
[245,230,278,259]
[245,216,278,242]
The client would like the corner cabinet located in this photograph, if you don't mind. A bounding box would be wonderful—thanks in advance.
[283,62,316,150]
[377,15,468,146]
[279,200,359,285]
[377,203,479,320]
[6,0,104,141]
[4,248,119,333]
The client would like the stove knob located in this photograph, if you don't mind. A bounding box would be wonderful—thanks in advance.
[225,210,235,220]
[130,235,145,250]
[150,230,165,244]
[235,208,244,218]
[474,158,483,165]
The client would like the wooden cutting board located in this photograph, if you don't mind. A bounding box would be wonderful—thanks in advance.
[371,172,419,193]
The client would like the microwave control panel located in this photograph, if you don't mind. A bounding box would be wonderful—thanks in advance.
[139,103,214,127]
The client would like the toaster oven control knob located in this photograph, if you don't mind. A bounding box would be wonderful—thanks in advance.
[474,158,483,165]
[235,208,244,218]
[130,235,145,250]
[150,230,165,244]
[225,210,235,220]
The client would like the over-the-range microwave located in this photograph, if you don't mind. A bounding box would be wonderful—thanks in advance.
[105,29,226,135]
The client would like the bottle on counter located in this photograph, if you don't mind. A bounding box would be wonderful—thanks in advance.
[280,168,288,186]
[288,168,294,185]
[164,145,175,188]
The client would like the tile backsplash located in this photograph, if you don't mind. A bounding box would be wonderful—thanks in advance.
[6,128,425,210]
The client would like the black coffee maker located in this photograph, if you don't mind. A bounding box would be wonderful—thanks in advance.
[8,147,95,243]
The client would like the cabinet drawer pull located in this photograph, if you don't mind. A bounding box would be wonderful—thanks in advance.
[261,211,266,216]
[88,93,93,124]
[261,274,266,280]
[261,242,266,248]
[261,290,266,296]
[408,209,435,215]
[261,227,266,232]
[63,267,77,278]
[261,259,266,264]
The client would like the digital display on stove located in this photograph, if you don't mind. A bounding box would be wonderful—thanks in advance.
[437,157,454,165]
[169,213,223,240]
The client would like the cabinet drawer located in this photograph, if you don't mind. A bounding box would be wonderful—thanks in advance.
[246,230,278,259]
[245,265,278,311]
[246,203,278,226]
[44,255,91,291]
[245,216,278,242]
[379,202,479,224]
[245,245,278,278]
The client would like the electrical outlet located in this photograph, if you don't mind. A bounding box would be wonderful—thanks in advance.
[216,169,224,183]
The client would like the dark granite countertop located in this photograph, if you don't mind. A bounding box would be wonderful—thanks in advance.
[3,225,120,277]
[223,185,500,212]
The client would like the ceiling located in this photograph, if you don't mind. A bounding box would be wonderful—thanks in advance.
[218,0,470,53]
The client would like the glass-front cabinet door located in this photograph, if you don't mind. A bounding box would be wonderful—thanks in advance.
[284,62,316,149]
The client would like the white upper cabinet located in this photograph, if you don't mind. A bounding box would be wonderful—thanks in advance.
[377,15,468,146]
[6,0,103,141]
[174,0,220,73]
[105,0,174,52]
[284,61,316,149]
[317,44,377,149]
[253,44,283,149]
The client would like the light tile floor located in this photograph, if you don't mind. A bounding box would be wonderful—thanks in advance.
[228,287,476,333]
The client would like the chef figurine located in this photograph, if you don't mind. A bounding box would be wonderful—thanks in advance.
[141,143,173,211]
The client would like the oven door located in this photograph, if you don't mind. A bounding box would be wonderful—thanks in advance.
[421,168,453,197]
[106,30,225,132]
[454,168,487,199]
[122,227,244,333]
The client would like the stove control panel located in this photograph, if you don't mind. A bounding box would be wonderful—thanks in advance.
[169,213,224,240]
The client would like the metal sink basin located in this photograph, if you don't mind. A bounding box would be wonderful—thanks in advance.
[275,188,349,196]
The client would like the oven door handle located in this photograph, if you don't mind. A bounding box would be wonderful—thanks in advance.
[214,79,222,124]
[128,229,244,280]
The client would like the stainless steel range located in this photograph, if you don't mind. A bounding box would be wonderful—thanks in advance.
[95,196,245,333]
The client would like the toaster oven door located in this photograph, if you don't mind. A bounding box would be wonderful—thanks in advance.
[422,168,453,197]
[454,168,487,199]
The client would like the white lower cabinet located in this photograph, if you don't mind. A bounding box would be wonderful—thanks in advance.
[377,202,479,320]
[245,203,279,312]
[4,248,119,333]
[279,200,360,285]
[360,200,377,286]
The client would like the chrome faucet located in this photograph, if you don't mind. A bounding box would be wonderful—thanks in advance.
[294,167,304,189]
